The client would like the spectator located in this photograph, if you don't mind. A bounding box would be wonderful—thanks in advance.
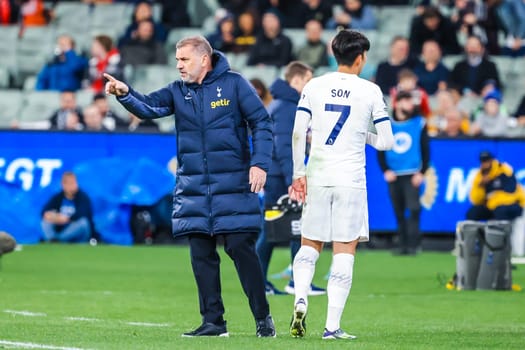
[374,36,419,95]
[88,35,123,93]
[378,91,430,255]
[206,13,236,53]
[409,5,461,56]
[466,151,525,221]
[437,108,468,137]
[120,1,167,45]
[157,0,191,30]
[448,35,500,96]
[247,10,294,67]
[470,89,510,137]
[233,10,258,54]
[413,40,449,95]
[0,0,20,25]
[497,0,525,57]
[92,93,127,131]
[450,0,489,44]
[62,110,84,131]
[296,19,328,69]
[327,0,377,30]
[36,35,88,92]
[433,88,471,133]
[120,19,167,66]
[296,0,332,28]
[124,112,160,132]
[83,104,110,132]
[41,171,96,243]
[390,69,432,118]
[20,0,49,27]
[49,91,84,130]
[249,78,273,107]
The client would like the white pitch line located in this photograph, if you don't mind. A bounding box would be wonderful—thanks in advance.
[0,340,88,350]
[64,317,101,322]
[3,310,47,317]
[125,322,171,327]
[511,257,525,264]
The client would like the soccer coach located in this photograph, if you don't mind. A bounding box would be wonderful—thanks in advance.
[104,36,276,337]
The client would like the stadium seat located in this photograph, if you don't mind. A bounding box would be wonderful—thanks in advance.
[0,68,10,89]
[154,117,176,133]
[441,55,463,70]
[18,91,61,128]
[91,3,130,39]
[187,0,218,27]
[52,2,92,30]
[15,27,56,86]
[76,89,95,108]
[0,89,24,128]
[0,26,20,81]
[22,75,37,91]
[237,66,278,87]
[131,64,178,93]
[166,27,203,52]
[283,29,307,55]
[376,6,414,36]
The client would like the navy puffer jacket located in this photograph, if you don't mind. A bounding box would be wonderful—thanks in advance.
[117,51,272,237]
[266,78,299,186]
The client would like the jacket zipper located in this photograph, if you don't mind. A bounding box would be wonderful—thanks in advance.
[197,87,214,235]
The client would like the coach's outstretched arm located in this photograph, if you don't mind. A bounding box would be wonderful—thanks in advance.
[367,119,394,151]
[104,73,174,119]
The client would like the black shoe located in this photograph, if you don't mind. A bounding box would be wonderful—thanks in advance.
[256,315,276,337]
[182,322,229,337]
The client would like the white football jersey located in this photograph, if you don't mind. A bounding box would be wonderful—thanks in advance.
[294,72,389,188]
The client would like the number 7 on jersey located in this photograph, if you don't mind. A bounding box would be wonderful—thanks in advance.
[325,103,351,145]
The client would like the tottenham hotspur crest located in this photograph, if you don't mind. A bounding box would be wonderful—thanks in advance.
[216,86,222,97]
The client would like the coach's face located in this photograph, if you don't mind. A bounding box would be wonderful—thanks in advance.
[176,45,207,84]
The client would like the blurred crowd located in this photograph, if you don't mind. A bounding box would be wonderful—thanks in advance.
[0,0,524,137]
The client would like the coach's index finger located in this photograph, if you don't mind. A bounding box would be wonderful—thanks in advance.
[103,73,117,82]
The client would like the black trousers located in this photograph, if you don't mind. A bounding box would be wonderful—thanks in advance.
[388,175,421,250]
[188,232,270,325]
[466,204,523,221]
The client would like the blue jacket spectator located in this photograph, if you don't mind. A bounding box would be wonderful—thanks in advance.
[413,40,449,95]
[41,171,96,243]
[116,50,273,237]
[327,0,377,30]
[36,35,88,92]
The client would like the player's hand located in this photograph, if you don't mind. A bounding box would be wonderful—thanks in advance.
[384,170,397,183]
[249,166,267,193]
[290,177,307,203]
[104,73,129,97]
[411,172,424,187]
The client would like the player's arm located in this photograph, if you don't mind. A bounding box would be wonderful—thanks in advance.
[367,121,393,150]
[366,86,394,150]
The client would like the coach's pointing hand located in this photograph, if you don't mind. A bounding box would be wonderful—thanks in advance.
[104,73,129,97]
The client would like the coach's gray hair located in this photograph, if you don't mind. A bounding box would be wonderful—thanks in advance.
[176,36,213,56]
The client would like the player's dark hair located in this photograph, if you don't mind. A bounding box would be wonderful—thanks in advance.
[331,30,370,67]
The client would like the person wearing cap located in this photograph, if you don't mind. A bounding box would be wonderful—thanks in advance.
[378,90,431,255]
[467,151,525,221]
[470,89,511,137]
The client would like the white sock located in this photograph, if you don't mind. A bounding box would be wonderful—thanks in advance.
[325,253,354,331]
[292,245,319,306]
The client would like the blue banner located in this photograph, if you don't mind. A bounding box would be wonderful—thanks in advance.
[1,130,524,244]
[366,138,525,232]
[0,131,176,244]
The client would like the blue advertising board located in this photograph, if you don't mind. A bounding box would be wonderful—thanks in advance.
[1,130,524,243]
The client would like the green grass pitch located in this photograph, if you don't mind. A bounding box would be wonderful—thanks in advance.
[0,244,524,349]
